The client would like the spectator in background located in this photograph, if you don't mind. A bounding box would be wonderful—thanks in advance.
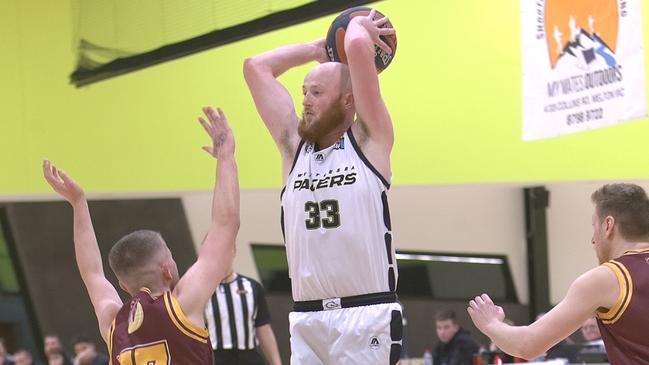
[46,350,71,365]
[70,337,107,365]
[431,310,480,365]
[43,335,71,365]
[574,316,607,362]
[580,317,605,348]
[0,338,14,365]
[43,335,65,359]
[12,350,33,365]
[525,311,578,362]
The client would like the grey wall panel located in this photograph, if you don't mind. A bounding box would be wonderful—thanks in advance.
[4,198,196,353]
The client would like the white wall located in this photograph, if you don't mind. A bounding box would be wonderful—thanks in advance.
[546,183,600,304]
[182,184,530,303]
[6,180,643,307]
[182,189,285,280]
[182,181,649,306]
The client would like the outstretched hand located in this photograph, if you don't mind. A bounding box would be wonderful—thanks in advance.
[467,293,506,335]
[198,106,235,159]
[42,160,85,205]
[350,9,396,55]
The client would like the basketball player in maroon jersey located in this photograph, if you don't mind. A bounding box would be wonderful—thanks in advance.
[43,106,239,364]
[468,183,649,365]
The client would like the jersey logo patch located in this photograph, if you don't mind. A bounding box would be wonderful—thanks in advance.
[369,336,381,350]
[128,299,144,334]
[322,298,341,310]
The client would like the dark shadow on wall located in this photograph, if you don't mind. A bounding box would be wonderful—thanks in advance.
[1,198,196,357]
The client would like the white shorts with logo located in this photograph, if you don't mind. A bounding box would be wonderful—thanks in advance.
[289,302,402,365]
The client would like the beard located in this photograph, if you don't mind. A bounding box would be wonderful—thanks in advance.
[298,101,346,144]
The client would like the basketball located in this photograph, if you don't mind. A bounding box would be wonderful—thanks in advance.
[325,6,397,73]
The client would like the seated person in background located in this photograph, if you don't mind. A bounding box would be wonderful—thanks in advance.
[0,338,14,365]
[580,317,605,349]
[44,335,68,360]
[431,310,480,365]
[544,338,578,362]
[46,349,72,365]
[574,317,607,363]
[526,311,576,362]
[71,337,107,365]
[11,350,33,365]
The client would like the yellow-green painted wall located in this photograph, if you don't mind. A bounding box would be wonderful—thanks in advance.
[2,0,649,194]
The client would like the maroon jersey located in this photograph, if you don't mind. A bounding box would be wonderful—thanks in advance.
[596,249,649,365]
[108,288,213,365]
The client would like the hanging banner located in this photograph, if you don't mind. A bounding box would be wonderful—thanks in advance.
[521,0,646,140]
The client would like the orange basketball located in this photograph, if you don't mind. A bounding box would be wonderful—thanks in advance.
[325,6,397,73]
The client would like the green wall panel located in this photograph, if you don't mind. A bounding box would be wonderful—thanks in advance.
[2,0,649,194]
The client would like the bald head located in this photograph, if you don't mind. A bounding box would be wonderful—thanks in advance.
[299,62,355,144]
[305,62,352,95]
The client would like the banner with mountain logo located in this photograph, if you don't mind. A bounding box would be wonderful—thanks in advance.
[521,0,646,140]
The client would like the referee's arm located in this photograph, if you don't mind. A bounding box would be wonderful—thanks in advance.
[254,282,282,365]
[257,324,282,365]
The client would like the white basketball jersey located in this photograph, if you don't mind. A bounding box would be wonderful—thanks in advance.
[281,129,398,301]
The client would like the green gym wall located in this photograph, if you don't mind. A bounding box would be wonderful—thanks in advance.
[2,0,649,195]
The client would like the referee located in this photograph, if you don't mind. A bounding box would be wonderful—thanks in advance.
[204,267,282,365]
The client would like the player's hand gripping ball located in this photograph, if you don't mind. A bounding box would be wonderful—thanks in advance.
[325,6,397,73]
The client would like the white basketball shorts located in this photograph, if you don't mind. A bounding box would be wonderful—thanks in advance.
[289,301,402,365]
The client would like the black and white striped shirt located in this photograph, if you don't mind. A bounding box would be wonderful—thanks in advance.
[204,273,271,350]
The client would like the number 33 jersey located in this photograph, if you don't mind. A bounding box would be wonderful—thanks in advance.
[281,129,398,301]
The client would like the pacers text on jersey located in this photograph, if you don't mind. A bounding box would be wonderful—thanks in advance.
[292,172,357,192]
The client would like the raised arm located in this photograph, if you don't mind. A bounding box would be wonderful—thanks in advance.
[243,39,329,169]
[468,265,619,360]
[42,160,122,342]
[345,10,396,151]
[174,106,240,323]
